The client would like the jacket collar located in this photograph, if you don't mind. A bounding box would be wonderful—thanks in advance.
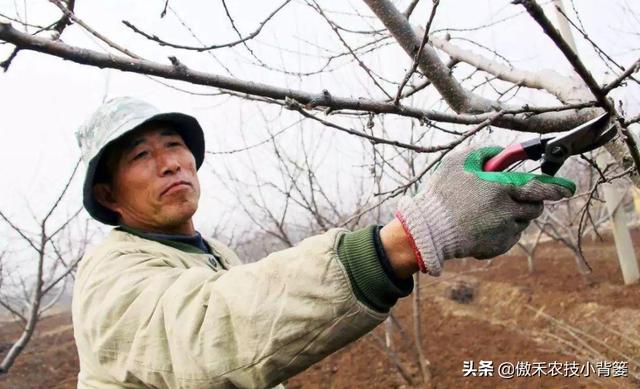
[116,224,212,255]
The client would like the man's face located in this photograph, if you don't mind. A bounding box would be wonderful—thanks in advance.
[95,123,201,234]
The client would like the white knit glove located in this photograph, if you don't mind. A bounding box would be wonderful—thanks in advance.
[395,146,575,276]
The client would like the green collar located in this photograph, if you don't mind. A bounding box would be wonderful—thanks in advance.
[117,225,211,255]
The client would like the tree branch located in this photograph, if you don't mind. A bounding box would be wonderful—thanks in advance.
[403,0,421,18]
[362,0,493,113]
[160,0,170,18]
[625,114,640,127]
[308,0,393,99]
[49,2,140,59]
[286,97,486,153]
[0,298,26,323]
[0,22,599,134]
[515,0,608,107]
[429,35,589,103]
[394,0,439,105]
[0,46,19,72]
[0,210,39,253]
[51,0,75,36]
[360,0,599,133]
[602,57,640,94]
[516,0,640,178]
[42,158,80,225]
[553,5,640,87]
[122,0,291,52]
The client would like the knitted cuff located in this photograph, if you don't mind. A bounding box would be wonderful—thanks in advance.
[337,226,414,312]
[396,189,460,276]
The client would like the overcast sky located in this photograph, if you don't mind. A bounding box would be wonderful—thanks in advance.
[0,0,639,276]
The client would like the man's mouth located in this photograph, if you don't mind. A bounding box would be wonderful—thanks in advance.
[160,181,192,197]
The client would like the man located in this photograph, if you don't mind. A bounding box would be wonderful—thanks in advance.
[73,97,575,388]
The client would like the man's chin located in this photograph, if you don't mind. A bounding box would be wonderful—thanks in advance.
[160,204,198,226]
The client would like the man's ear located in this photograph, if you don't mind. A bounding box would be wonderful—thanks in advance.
[93,183,119,213]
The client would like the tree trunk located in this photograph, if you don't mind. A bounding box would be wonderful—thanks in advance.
[412,274,432,387]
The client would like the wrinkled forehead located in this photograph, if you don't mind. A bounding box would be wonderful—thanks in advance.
[102,122,184,166]
[122,122,182,151]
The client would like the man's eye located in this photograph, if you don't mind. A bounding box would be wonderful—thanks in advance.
[132,151,148,160]
[168,141,183,148]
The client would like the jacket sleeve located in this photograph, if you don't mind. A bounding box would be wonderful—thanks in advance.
[73,227,411,388]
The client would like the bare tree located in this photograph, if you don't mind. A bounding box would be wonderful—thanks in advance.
[532,200,617,277]
[0,160,89,374]
[506,142,633,276]
[517,215,549,273]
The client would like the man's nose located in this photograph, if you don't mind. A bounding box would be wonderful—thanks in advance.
[157,151,181,176]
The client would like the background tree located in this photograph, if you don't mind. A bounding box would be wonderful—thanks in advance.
[0,161,91,374]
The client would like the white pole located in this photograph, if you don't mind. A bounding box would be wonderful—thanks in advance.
[602,184,640,284]
[552,0,639,285]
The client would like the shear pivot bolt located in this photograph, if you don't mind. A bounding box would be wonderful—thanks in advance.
[549,145,566,157]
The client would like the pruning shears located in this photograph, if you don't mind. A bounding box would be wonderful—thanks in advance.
[483,113,617,175]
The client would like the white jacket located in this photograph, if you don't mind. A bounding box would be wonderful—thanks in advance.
[72,227,400,388]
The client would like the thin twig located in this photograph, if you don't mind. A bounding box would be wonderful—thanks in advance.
[122,0,291,52]
[49,0,141,59]
[625,114,640,126]
[602,57,640,94]
[394,0,440,105]
[159,0,169,18]
[0,11,48,29]
[402,0,421,18]
[376,111,505,196]
[286,97,490,153]
[527,304,640,369]
[368,332,416,386]
[554,5,640,87]
[51,0,74,36]
[0,46,19,71]
[308,0,394,98]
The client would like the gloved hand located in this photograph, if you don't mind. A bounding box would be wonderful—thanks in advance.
[395,146,575,276]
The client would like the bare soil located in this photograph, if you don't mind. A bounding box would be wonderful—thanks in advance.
[2,229,640,388]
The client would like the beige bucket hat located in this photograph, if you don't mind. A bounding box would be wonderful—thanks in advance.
[76,97,205,225]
